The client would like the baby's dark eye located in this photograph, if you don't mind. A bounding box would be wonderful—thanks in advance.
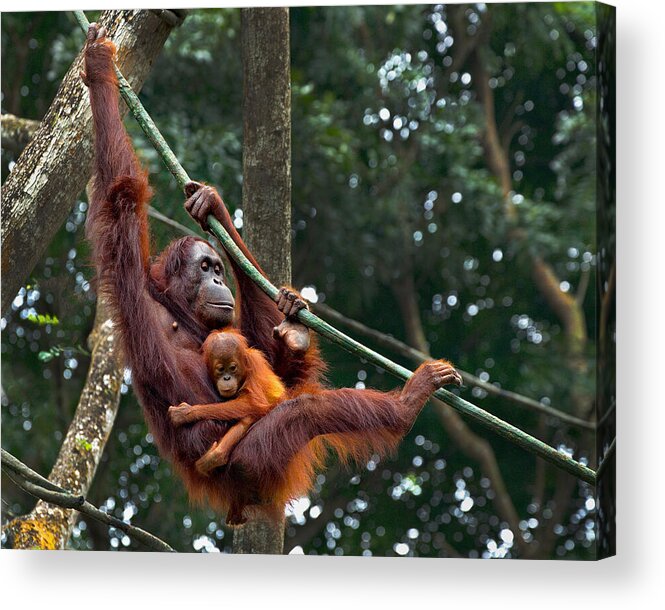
[201,260,209,271]
[214,264,221,275]
[229,364,237,373]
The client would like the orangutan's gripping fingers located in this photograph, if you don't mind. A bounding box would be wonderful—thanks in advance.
[275,295,287,315]
[189,187,206,210]
[430,363,463,389]
[274,288,290,313]
[168,402,193,427]
[432,371,463,388]
[82,23,116,89]
[184,180,204,199]
[275,288,309,318]
[438,363,463,386]
[85,23,108,49]
[191,192,209,223]
[185,188,210,227]
[409,360,463,395]
[183,189,195,212]
[86,23,100,44]
[284,292,297,317]
[291,298,308,316]
[184,192,198,217]
[186,186,222,229]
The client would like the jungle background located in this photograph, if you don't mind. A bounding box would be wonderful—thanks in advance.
[1,3,609,559]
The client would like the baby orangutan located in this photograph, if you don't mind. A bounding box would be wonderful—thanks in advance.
[168,328,286,477]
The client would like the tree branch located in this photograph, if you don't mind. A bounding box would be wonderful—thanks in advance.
[1,10,182,315]
[1,113,40,153]
[312,302,594,429]
[576,267,591,306]
[2,449,174,552]
[3,299,123,549]
[389,273,527,555]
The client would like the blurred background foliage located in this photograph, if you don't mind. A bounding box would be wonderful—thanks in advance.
[1,3,600,558]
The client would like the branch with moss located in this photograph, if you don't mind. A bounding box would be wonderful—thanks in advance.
[1,113,40,153]
[2,449,174,552]
[3,300,123,550]
[1,10,181,316]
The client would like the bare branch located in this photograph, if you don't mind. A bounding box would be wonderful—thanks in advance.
[3,300,123,549]
[1,10,181,315]
[596,437,616,480]
[576,267,591,306]
[1,113,40,153]
[2,449,174,552]
[312,302,594,429]
[147,206,199,237]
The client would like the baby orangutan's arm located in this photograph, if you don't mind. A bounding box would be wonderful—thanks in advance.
[168,396,266,427]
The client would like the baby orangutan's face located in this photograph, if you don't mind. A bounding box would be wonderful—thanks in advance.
[212,346,246,398]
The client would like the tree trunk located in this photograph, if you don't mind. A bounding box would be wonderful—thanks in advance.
[1,10,181,315]
[454,7,593,557]
[394,269,527,556]
[240,7,292,283]
[392,263,430,355]
[465,31,591,418]
[233,6,291,555]
[3,300,122,549]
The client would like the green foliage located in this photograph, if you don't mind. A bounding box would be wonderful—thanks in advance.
[2,3,601,558]
[38,344,89,363]
[27,312,60,326]
[75,436,93,452]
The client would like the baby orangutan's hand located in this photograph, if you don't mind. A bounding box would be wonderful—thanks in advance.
[168,402,193,427]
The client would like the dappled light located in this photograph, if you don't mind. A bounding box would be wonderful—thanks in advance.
[1,3,613,559]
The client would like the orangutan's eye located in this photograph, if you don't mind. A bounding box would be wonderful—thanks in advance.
[201,260,209,271]
[214,264,222,275]
[229,363,237,373]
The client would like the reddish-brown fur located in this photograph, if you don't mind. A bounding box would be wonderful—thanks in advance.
[82,26,462,524]
[169,328,290,523]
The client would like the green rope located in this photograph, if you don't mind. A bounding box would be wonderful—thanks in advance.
[73,10,596,486]
[73,11,190,188]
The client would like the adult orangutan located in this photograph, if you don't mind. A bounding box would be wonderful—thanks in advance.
[82,23,462,523]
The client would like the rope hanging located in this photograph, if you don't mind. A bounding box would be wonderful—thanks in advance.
[73,11,597,486]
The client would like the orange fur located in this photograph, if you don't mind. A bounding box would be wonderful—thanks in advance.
[83,24,463,528]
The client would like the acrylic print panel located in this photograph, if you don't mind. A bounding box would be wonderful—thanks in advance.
[0,2,615,559]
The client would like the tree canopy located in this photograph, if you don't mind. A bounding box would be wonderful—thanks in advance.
[1,4,606,559]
